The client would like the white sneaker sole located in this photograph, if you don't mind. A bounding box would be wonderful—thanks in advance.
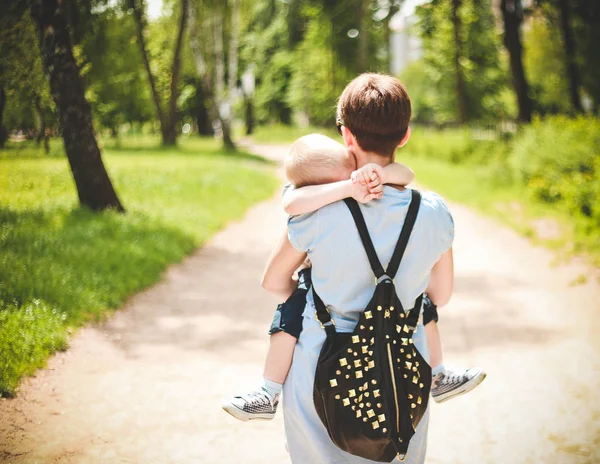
[222,402,276,422]
[432,371,487,404]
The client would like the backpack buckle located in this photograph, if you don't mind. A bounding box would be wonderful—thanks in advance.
[315,307,335,329]
[375,275,395,285]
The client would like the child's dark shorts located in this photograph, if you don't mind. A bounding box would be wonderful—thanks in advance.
[268,268,311,340]
[422,294,439,325]
[268,269,438,339]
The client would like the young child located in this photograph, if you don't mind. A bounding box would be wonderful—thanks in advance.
[222,134,486,421]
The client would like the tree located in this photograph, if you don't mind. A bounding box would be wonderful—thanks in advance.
[415,0,507,124]
[555,0,582,112]
[128,0,188,146]
[451,0,469,123]
[24,0,124,211]
[500,0,533,122]
[213,8,235,150]
[0,13,54,150]
[75,8,154,139]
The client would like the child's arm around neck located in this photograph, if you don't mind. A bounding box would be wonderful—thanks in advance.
[283,161,415,216]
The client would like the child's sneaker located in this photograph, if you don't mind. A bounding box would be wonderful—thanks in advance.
[222,388,279,421]
[431,366,486,403]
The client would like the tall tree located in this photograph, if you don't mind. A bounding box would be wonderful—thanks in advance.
[500,0,533,122]
[451,0,469,123]
[213,8,235,150]
[29,0,124,212]
[0,82,6,148]
[128,0,188,145]
[357,0,369,71]
[556,0,583,112]
[187,0,214,137]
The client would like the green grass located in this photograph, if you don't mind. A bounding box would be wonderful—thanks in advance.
[0,136,278,396]
[399,151,599,267]
[250,123,339,143]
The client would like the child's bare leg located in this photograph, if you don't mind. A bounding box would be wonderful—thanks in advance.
[263,332,297,384]
[424,320,444,375]
[424,313,487,404]
[222,331,297,421]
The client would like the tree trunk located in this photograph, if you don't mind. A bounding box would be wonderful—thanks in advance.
[244,95,255,136]
[163,0,189,145]
[30,0,124,212]
[128,0,169,143]
[34,95,45,146]
[228,0,239,101]
[500,0,532,123]
[357,0,369,71]
[214,12,235,151]
[0,85,6,148]
[195,80,213,136]
[451,0,469,124]
[557,0,583,113]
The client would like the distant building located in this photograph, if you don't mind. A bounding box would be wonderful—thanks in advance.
[389,0,425,75]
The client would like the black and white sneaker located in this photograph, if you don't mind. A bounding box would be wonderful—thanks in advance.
[431,366,486,403]
[222,388,279,421]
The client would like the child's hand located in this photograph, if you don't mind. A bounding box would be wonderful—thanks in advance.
[349,177,382,204]
[351,163,385,197]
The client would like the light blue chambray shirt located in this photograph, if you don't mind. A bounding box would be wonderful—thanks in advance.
[289,187,454,326]
[281,187,454,464]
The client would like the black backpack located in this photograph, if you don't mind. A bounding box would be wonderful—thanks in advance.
[312,190,431,462]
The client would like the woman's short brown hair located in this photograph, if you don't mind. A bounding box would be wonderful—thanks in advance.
[336,73,411,158]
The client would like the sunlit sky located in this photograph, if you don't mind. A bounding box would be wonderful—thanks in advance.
[147,0,163,20]
[145,0,424,21]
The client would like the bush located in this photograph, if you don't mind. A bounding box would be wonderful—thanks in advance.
[511,116,600,225]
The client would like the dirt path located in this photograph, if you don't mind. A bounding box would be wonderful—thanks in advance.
[1,144,599,464]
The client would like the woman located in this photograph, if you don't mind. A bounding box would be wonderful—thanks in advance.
[262,73,454,463]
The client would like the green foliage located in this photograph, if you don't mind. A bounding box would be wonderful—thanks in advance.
[0,13,54,132]
[401,117,599,263]
[0,136,278,396]
[0,300,69,396]
[82,9,153,132]
[288,6,353,127]
[511,116,600,239]
[415,0,511,123]
[524,10,572,114]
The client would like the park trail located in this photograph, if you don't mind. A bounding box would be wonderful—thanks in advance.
[1,144,599,464]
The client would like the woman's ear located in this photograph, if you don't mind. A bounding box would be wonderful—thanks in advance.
[341,126,356,148]
[398,126,411,148]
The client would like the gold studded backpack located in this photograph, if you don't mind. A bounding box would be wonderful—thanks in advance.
[312,190,431,462]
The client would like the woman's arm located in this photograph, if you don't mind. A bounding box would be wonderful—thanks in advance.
[426,248,454,307]
[261,227,308,300]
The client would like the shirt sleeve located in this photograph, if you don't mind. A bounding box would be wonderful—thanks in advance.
[287,210,318,253]
[428,192,455,254]
[425,192,454,255]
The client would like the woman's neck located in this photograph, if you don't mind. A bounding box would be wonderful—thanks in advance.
[352,147,395,168]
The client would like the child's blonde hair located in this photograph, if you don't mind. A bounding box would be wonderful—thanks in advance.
[285,134,354,188]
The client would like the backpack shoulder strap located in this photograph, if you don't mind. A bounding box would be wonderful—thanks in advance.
[386,190,421,278]
[343,198,385,279]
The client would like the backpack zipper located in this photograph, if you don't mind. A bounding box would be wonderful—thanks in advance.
[386,342,400,433]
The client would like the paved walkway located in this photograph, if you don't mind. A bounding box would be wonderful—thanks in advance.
[1,144,599,464]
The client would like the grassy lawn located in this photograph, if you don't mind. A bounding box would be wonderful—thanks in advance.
[0,136,279,396]
[250,123,339,143]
